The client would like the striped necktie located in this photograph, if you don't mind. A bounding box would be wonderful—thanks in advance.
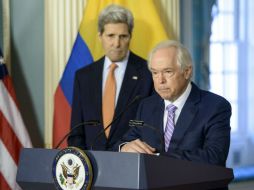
[164,104,177,152]
[102,63,118,138]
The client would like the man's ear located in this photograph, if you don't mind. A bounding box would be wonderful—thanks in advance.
[98,32,102,42]
[184,65,193,80]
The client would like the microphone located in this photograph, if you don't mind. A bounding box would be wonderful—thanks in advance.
[129,120,164,153]
[54,120,101,149]
[90,95,143,150]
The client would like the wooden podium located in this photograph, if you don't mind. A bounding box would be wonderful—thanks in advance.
[16,148,233,190]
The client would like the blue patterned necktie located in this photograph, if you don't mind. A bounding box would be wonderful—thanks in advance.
[164,104,177,152]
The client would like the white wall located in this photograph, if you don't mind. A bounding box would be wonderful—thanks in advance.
[10,0,44,147]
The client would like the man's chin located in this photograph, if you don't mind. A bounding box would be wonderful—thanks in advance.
[158,92,171,100]
[108,53,126,62]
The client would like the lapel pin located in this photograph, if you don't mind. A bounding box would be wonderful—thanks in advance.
[132,76,138,80]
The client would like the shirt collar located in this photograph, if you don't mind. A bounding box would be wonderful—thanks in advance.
[164,82,192,110]
[104,51,130,69]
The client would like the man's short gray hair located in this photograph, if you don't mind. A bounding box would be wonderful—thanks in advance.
[148,40,193,71]
[98,4,134,34]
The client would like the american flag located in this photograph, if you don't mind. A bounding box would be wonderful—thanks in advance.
[0,49,32,190]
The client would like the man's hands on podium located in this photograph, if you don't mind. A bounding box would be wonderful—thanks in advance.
[120,139,156,155]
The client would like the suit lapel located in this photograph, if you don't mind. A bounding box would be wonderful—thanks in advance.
[170,83,200,147]
[93,58,104,126]
[109,53,140,136]
[115,53,140,113]
[152,96,165,152]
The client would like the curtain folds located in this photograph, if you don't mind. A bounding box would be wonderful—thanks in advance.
[1,0,11,72]
[44,0,86,148]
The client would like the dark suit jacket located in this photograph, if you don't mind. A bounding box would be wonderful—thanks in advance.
[68,51,154,150]
[119,83,231,167]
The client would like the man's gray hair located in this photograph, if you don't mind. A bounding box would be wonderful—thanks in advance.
[148,40,193,71]
[98,4,134,34]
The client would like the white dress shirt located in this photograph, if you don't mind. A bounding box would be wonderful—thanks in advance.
[163,83,192,131]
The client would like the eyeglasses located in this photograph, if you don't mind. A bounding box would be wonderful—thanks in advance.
[151,69,175,79]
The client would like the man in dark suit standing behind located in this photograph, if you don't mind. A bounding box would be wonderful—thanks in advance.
[68,4,153,150]
[120,40,231,170]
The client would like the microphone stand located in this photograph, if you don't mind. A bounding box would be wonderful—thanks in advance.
[129,120,164,153]
[54,120,100,149]
[90,95,142,150]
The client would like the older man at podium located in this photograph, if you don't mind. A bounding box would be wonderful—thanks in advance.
[120,40,231,169]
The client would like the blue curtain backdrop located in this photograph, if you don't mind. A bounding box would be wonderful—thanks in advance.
[180,0,215,90]
[180,0,254,182]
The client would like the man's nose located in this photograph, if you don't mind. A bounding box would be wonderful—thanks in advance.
[158,72,166,83]
[113,36,121,47]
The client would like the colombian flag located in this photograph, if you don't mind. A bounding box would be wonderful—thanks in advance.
[53,0,169,149]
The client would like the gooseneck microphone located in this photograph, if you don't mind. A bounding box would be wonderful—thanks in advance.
[54,120,101,149]
[90,95,143,150]
[129,120,164,153]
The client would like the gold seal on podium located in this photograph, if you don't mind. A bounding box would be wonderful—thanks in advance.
[52,147,93,190]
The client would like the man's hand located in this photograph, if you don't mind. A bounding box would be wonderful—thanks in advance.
[120,139,156,154]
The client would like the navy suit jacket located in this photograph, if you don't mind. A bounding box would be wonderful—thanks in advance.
[119,83,231,167]
[68,51,154,150]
